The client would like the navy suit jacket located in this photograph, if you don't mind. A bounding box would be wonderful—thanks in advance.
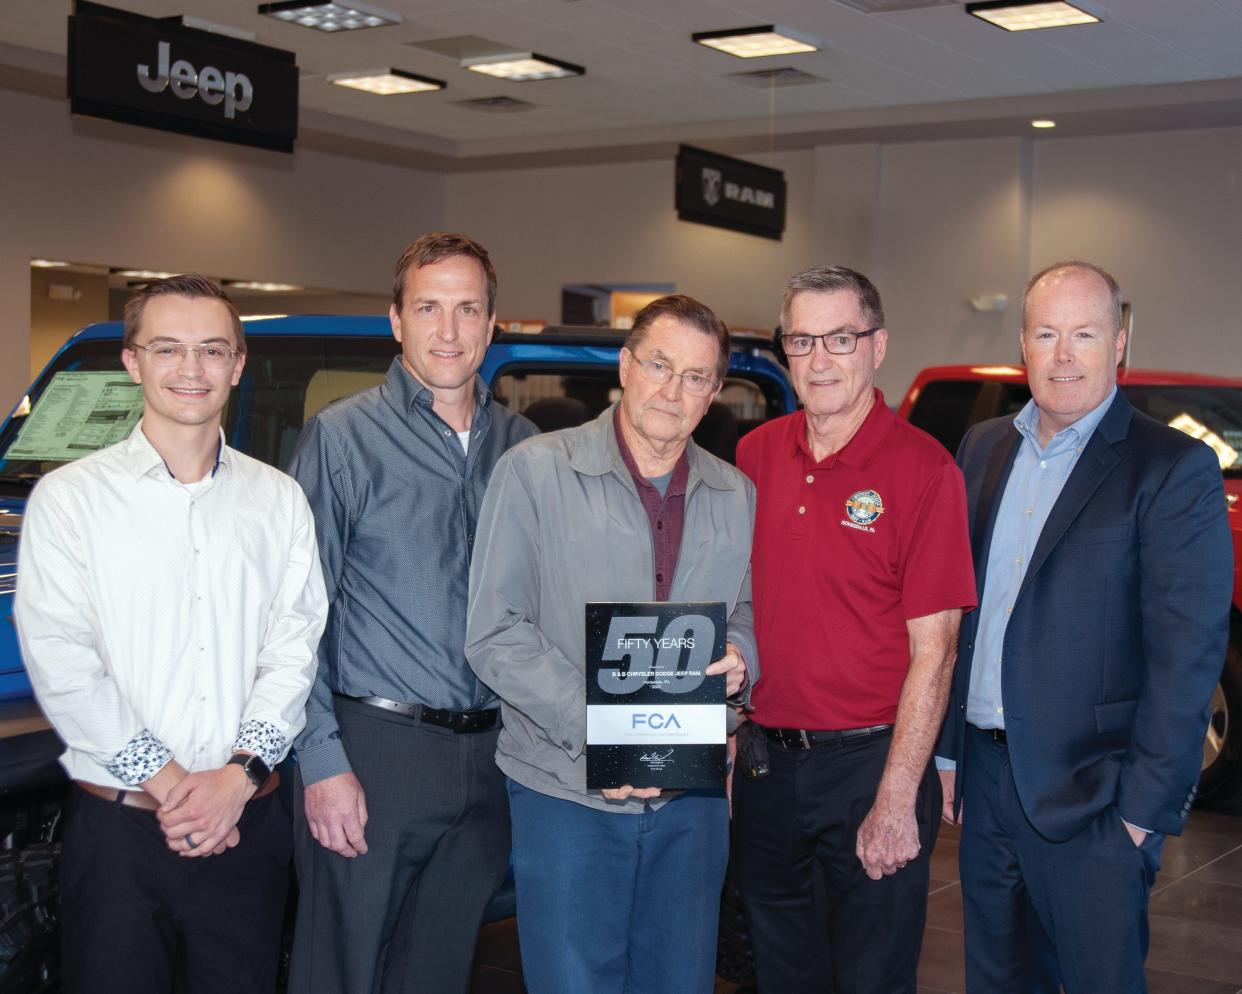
[938,391,1232,841]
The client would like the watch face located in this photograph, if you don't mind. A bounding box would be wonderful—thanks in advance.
[233,753,270,786]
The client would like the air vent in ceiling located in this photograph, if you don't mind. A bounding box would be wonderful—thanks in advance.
[454,95,536,113]
[729,67,828,88]
[405,35,515,60]
[833,0,957,12]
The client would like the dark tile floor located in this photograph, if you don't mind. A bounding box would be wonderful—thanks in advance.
[470,808,1242,994]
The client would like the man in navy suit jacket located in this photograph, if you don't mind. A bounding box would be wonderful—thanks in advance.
[935,261,1233,993]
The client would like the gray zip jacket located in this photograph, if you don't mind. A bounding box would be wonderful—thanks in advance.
[465,405,758,813]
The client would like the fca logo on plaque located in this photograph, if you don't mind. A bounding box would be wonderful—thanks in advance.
[632,713,682,730]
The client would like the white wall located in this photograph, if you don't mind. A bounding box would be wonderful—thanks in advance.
[0,86,445,410]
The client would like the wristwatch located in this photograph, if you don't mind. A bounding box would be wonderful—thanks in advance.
[228,752,272,790]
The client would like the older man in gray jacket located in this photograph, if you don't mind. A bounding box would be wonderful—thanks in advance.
[466,294,757,994]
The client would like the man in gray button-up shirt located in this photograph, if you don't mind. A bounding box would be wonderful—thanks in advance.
[287,233,536,994]
[467,295,756,994]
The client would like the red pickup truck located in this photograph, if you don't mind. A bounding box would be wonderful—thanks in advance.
[898,365,1242,808]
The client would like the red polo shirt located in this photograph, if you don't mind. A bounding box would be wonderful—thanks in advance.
[737,390,976,730]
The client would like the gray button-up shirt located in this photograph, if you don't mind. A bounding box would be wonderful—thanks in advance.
[966,387,1116,731]
[288,357,537,784]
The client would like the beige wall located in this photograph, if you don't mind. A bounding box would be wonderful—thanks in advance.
[30,269,110,380]
[3,76,1241,415]
[1032,127,1242,376]
[443,152,819,335]
[0,86,445,411]
[446,127,1242,400]
[871,137,1032,397]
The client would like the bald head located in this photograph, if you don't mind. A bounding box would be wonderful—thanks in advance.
[1022,261,1122,336]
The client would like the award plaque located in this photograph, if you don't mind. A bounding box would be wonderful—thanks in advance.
[585,601,727,790]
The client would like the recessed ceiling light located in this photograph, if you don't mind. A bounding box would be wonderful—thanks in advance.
[258,1,400,32]
[226,281,305,292]
[966,1,1100,32]
[691,25,820,59]
[1031,119,1057,128]
[462,52,585,81]
[328,69,445,95]
[30,259,70,268]
[116,269,178,280]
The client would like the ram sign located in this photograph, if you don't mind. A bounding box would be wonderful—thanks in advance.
[675,144,787,241]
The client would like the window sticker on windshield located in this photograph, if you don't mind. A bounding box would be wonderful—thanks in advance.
[5,372,143,462]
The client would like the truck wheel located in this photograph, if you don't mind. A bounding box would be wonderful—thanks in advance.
[1197,618,1242,810]
[0,843,60,993]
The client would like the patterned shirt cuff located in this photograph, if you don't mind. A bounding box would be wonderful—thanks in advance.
[106,729,174,786]
[232,720,286,770]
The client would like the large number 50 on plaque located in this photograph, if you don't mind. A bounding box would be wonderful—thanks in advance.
[585,602,727,790]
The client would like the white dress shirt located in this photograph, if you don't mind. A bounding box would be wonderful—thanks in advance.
[15,423,328,789]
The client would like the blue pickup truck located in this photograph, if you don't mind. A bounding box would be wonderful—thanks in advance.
[0,315,793,990]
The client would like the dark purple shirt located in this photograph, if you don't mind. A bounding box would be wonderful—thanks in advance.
[613,407,688,601]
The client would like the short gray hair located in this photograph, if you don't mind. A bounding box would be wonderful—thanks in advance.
[624,294,730,383]
[1023,261,1123,332]
[779,266,885,332]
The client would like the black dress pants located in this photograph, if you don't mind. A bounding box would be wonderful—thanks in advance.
[733,729,941,994]
[60,785,291,994]
[288,697,510,994]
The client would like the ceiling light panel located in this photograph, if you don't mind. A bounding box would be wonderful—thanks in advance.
[258,2,400,32]
[115,269,177,280]
[691,25,820,59]
[966,2,1100,32]
[226,281,305,292]
[463,53,584,82]
[328,70,445,95]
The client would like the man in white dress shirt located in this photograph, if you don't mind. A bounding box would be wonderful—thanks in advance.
[15,274,328,994]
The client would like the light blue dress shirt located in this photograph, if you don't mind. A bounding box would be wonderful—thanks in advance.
[965,386,1116,732]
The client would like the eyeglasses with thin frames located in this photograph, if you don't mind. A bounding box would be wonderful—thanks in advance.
[130,342,242,368]
[628,352,719,397]
[780,326,881,357]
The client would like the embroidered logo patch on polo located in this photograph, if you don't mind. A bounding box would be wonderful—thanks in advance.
[844,489,885,527]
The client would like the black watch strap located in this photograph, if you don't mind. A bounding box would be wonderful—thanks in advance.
[228,752,271,789]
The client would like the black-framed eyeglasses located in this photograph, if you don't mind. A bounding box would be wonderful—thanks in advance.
[130,342,242,368]
[779,326,881,357]
[627,352,718,396]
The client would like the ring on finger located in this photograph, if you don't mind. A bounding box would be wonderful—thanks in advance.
[185,833,198,849]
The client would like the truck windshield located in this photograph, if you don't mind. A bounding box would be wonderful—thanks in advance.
[0,336,399,494]
[907,379,1242,475]
[1122,385,1242,475]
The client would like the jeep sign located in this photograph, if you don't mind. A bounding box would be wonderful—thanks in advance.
[675,144,786,241]
[68,1,298,153]
[137,41,253,120]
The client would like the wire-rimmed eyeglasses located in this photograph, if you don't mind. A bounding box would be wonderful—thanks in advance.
[628,353,719,396]
[130,342,242,368]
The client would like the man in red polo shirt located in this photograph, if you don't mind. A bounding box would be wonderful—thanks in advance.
[733,265,976,994]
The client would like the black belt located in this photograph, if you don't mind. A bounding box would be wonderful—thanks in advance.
[762,723,893,751]
[339,694,499,733]
[969,724,1007,744]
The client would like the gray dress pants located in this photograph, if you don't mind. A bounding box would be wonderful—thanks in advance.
[288,696,510,994]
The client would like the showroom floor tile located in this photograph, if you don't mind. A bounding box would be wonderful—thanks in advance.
[470,809,1242,994]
